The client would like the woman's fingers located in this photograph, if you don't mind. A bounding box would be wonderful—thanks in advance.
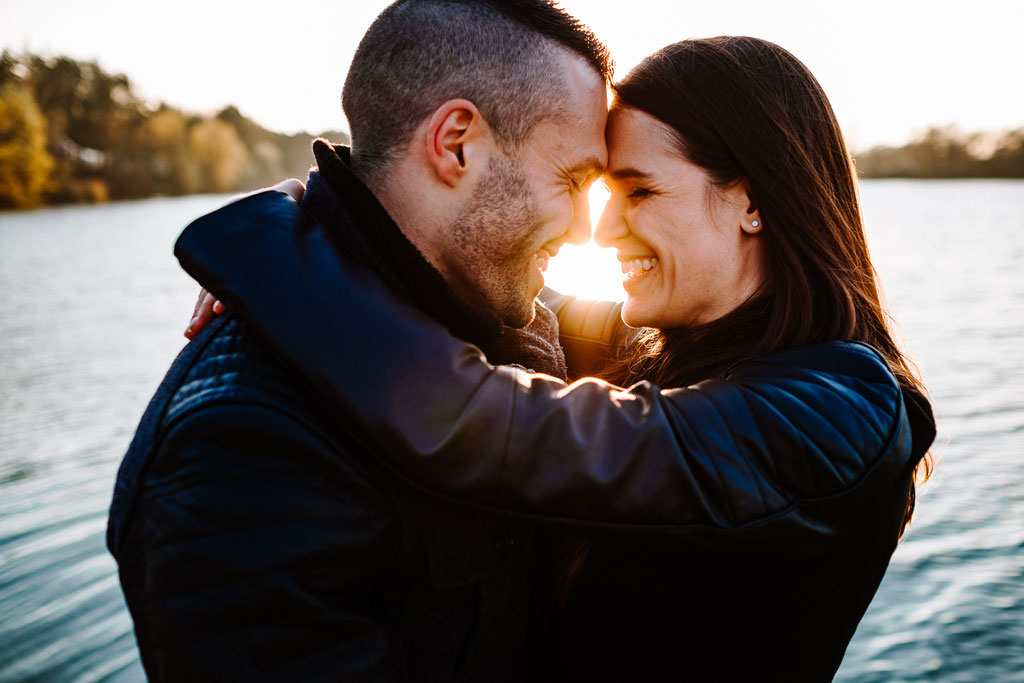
[184,177,301,340]
[219,178,306,211]
[184,289,226,339]
[271,178,305,203]
[190,288,208,321]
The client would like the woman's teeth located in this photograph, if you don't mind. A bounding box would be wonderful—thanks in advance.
[621,257,658,278]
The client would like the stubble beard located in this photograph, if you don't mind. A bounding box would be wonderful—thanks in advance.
[451,152,544,328]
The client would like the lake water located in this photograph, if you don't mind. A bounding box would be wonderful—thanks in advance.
[1,181,1022,681]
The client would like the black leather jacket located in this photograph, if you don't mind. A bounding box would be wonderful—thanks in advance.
[173,190,935,680]
[178,191,931,540]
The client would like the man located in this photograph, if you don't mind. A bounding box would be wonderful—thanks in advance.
[107,0,610,680]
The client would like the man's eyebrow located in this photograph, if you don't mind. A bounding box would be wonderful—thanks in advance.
[567,157,606,176]
[608,167,652,181]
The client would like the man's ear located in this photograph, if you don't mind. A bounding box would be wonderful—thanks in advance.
[425,99,487,188]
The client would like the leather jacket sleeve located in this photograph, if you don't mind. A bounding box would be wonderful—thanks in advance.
[539,287,635,380]
[176,192,919,547]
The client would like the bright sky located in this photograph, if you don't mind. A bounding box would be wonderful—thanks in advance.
[3,0,1021,299]
[2,0,1021,152]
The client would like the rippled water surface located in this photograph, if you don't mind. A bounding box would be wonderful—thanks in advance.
[1,181,1022,681]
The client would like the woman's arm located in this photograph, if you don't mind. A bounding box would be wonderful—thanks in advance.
[539,287,635,380]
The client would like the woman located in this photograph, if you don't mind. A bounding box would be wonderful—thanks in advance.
[186,37,934,680]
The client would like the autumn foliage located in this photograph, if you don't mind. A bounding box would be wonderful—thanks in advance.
[0,83,54,208]
[0,51,348,209]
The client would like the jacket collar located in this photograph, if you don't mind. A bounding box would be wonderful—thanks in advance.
[305,139,504,347]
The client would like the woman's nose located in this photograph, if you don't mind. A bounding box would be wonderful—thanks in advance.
[593,197,628,248]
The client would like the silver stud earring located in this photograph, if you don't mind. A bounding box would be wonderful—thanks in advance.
[752,220,760,228]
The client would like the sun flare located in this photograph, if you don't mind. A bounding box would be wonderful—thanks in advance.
[543,184,625,302]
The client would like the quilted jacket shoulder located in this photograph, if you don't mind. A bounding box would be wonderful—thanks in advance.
[108,315,380,554]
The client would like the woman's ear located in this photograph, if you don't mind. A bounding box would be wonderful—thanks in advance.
[425,99,486,188]
[742,208,763,235]
[739,181,763,235]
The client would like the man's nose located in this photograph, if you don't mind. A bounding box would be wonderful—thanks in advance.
[565,193,592,246]
[593,198,627,247]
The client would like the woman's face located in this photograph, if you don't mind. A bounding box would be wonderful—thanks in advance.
[595,107,766,329]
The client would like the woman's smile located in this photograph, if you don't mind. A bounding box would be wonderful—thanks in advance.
[619,254,659,287]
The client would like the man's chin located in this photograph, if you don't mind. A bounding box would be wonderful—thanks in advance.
[498,299,536,329]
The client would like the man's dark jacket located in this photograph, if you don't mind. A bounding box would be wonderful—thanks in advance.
[107,142,565,682]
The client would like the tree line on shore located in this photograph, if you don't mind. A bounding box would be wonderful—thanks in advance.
[1,52,1022,210]
[0,52,348,209]
[855,127,1024,179]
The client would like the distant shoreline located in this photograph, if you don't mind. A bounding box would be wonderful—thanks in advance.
[4,177,1022,216]
[2,52,1021,210]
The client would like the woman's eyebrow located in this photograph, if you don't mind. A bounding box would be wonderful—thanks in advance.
[609,167,652,181]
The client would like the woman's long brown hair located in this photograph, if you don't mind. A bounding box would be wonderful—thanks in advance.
[552,36,931,609]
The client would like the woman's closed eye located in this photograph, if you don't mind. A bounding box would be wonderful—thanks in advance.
[627,187,654,201]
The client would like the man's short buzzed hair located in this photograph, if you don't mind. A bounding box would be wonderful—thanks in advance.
[342,0,612,185]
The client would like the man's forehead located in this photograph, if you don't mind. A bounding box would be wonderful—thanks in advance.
[567,108,610,171]
[557,57,609,162]
[532,64,608,172]
[536,110,607,172]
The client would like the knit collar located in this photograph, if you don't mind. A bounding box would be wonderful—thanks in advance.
[304,138,504,346]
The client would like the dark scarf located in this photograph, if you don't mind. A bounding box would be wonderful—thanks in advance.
[305,139,567,380]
